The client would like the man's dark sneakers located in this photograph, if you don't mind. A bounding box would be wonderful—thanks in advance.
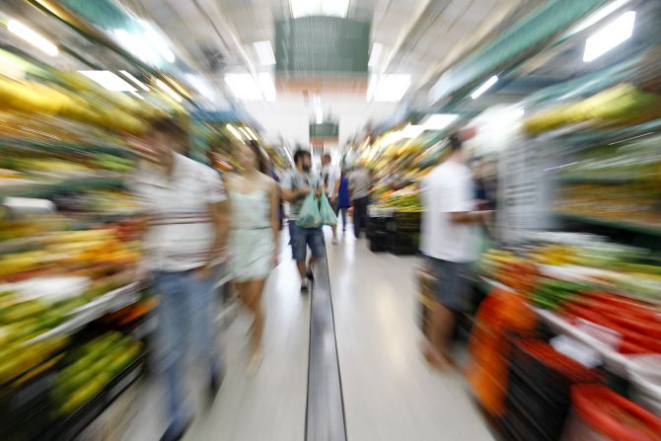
[208,367,224,406]
[160,418,192,441]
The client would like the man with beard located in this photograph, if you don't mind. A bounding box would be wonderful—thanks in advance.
[282,149,325,292]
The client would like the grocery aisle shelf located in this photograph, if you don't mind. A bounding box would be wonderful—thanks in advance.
[22,282,142,346]
[0,138,138,157]
[555,212,661,237]
[533,308,632,378]
[1,174,126,198]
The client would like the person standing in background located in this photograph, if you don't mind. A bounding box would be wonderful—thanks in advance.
[336,168,351,234]
[282,149,325,292]
[349,163,371,239]
[226,142,279,374]
[420,134,490,369]
[320,153,341,244]
[133,118,229,441]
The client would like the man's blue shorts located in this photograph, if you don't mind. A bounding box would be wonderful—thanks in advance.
[289,221,325,262]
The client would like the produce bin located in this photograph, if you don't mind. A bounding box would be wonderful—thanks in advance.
[501,339,601,441]
[562,384,661,441]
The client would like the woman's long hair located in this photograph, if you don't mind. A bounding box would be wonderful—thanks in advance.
[246,140,269,174]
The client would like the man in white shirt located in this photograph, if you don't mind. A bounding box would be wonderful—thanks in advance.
[133,118,229,441]
[349,163,371,238]
[320,153,341,243]
[420,134,490,369]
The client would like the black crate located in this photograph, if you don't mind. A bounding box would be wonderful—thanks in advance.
[387,232,419,255]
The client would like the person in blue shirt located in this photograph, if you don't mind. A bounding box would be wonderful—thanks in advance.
[336,168,351,233]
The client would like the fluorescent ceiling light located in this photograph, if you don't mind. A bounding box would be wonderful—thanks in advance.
[471,75,498,99]
[315,107,323,124]
[141,21,175,63]
[290,0,349,18]
[401,124,425,139]
[583,11,636,62]
[226,124,244,141]
[114,29,159,64]
[225,74,262,101]
[185,74,216,99]
[119,70,150,91]
[8,20,58,56]
[246,127,259,140]
[572,0,631,34]
[421,113,458,131]
[225,73,275,101]
[79,70,136,92]
[253,41,276,65]
[156,79,182,102]
[258,73,276,102]
[239,127,252,139]
[368,43,383,68]
[322,0,350,18]
[369,74,411,102]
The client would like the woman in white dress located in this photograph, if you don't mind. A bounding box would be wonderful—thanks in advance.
[226,142,279,373]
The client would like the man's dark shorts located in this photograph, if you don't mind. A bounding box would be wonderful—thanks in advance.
[426,257,469,311]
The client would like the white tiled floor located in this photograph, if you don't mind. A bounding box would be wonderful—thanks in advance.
[326,228,494,441]
[125,226,493,441]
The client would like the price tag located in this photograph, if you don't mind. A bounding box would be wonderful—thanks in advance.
[575,318,621,349]
[551,335,602,368]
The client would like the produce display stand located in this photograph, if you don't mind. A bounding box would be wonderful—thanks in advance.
[386,211,421,255]
[44,353,145,441]
[0,45,160,440]
[533,308,631,378]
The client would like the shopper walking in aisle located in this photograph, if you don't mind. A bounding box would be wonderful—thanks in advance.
[336,168,351,234]
[133,118,229,441]
[226,142,279,374]
[282,149,325,292]
[320,153,341,244]
[420,134,491,369]
[349,162,372,238]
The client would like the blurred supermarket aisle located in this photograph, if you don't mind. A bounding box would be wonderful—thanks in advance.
[326,230,494,441]
[124,239,310,441]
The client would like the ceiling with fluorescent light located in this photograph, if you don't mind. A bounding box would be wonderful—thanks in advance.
[114,0,544,146]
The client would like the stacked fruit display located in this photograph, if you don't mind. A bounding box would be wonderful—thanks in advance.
[0,70,164,134]
[481,243,661,355]
[524,83,661,135]
[53,332,142,415]
[0,290,77,382]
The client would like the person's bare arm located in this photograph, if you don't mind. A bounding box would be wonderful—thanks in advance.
[269,179,280,265]
[282,186,308,202]
[333,178,340,201]
[449,210,491,224]
[194,199,230,279]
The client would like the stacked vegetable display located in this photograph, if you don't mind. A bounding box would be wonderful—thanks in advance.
[53,332,142,415]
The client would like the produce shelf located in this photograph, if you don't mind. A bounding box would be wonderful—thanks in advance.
[555,212,661,237]
[556,174,651,184]
[0,138,136,158]
[22,282,142,347]
[533,308,632,378]
[46,353,145,441]
[1,175,126,198]
[536,264,661,307]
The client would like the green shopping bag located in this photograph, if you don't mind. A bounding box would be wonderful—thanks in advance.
[320,193,338,226]
[297,193,321,228]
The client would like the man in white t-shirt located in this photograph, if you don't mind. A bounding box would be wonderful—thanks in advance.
[420,134,490,369]
[320,153,341,243]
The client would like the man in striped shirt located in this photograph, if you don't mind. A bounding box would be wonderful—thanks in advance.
[133,117,229,441]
